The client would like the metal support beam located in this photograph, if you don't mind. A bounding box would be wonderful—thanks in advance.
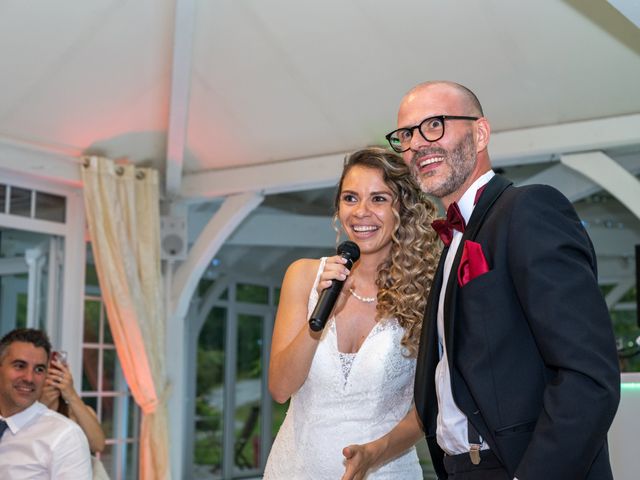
[0,139,81,187]
[181,153,346,200]
[171,191,264,320]
[561,151,640,219]
[519,163,601,201]
[607,0,640,27]
[181,114,640,199]
[491,114,640,166]
[165,0,197,197]
[605,278,636,309]
[520,151,640,202]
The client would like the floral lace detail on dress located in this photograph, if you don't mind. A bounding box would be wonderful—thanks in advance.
[263,258,422,479]
[338,352,356,384]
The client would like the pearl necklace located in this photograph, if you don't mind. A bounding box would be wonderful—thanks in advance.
[349,288,377,303]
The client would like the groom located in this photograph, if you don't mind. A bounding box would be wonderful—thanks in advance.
[389,81,620,479]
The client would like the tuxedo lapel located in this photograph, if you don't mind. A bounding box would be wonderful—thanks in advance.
[465,175,513,239]
[442,175,513,358]
[415,245,448,430]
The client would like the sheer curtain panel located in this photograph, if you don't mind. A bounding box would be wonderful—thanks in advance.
[81,156,170,479]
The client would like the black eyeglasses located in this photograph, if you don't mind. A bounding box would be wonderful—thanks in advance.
[385,115,479,153]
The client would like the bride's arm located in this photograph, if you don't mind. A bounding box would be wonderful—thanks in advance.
[268,257,348,403]
[269,255,351,402]
[341,405,424,480]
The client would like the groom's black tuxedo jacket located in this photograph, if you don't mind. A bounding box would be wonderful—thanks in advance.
[414,175,620,480]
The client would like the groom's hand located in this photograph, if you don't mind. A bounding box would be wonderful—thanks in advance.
[341,444,376,480]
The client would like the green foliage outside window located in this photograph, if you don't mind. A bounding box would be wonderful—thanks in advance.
[197,349,224,397]
[236,283,269,304]
[194,399,222,466]
[195,304,226,470]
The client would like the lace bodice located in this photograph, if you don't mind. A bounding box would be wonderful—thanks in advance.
[264,258,422,479]
[338,351,356,384]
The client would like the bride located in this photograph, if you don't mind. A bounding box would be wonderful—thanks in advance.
[264,147,439,479]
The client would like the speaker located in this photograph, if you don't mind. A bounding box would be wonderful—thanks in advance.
[160,215,187,261]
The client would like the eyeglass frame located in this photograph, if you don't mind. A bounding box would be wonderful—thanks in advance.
[385,115,480,153]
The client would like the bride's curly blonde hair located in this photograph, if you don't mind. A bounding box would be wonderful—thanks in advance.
[333,146,440,357]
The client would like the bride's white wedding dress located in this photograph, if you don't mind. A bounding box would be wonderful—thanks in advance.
[263,259,422,479]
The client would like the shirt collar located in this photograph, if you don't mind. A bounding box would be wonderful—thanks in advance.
[456,170,495,224]
[2,401,46,434]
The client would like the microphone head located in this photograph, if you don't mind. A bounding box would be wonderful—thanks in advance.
[337,240,360,263]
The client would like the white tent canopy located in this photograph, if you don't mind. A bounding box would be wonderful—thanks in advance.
[1,1,639,477]
[1,0,638,284]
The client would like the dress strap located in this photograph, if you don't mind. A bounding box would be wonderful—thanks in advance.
[307,257,327,317]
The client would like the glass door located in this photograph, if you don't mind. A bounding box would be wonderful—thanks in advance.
[193,290,274,480]
[232,312,269,476]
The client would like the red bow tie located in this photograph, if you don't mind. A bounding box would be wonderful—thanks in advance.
[431,202,465,246]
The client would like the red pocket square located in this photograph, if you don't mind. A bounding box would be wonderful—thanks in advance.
[458,240,490,287]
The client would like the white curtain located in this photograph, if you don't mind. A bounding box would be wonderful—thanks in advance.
[81,156,170,479]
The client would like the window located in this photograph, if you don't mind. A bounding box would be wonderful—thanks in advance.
[192,281,274,479]
[84,259,140,479]
[0,183,66,223]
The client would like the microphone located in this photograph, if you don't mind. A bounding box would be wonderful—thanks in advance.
[309,241,360,332]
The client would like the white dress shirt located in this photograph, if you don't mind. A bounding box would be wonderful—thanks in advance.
[0,401,92,479]
[435,170,494,455]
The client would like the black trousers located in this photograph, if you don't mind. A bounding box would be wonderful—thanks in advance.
[443,450,510,480]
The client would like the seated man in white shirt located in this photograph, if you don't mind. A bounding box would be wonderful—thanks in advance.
[0,328,92,479]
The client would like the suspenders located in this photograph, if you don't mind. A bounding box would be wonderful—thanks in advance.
[468,420,482,465]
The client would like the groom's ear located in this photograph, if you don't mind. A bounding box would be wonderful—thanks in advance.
[475,117,490,153]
